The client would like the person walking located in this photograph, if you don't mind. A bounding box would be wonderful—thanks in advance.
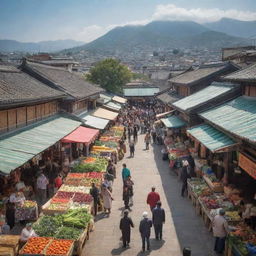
[125,176,134,206]
[101,184,113,214]
[212,209,229,254]
[90,183,99,216]
[147,187,160,211]
[181,160,191,197]
[152,201,165,240]
[106,160,116,179]
[36,171,49,206]
[128,125,132,142]
[144,132,151,150]
[122,164,131,184]
[129,140,135,157]
[151,127,157,144]
[133,126,138,142]
[139,212,152,252]
[119,210,134,248]
[123,186,131,210]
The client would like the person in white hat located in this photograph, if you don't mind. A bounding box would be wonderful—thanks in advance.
[139,211,152,252]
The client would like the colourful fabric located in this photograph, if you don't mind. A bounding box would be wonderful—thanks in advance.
[147,192,160,208]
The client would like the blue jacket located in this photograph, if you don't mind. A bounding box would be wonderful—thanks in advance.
[152,207,165,225]
[139,218,152,237]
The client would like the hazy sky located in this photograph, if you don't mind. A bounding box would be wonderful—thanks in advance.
[1,0,256,42]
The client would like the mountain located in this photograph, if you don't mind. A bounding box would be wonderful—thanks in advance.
[0,39,84,53]
[205,18,256,38]
[67,20,248,54]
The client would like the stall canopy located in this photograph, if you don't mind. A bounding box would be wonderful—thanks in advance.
[200,96,256,144]
[124,87,159,97]
[104,101,122,112]
[61,126,99,145]
[156,111,174,119]
[0,114,81,174]
[187,124,236,152]
[97,93,112,104]
[92,107,119,120]
[79,114,109,130]
[161,115,186,128]
[112,95,127,104]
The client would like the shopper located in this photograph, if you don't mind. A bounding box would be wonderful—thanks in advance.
[122,164,131,184]
[129,140,135,157]
[152,201,165,240]
[119,210,134,248]
[101,184,113,214]
[125,176,134,206]
[183,247,191,256]
[181,160,191,197]
[106,160,116,179]
[36,171,49,206]
[90,183,99,216]
[144,132,151,150]
[133,126,138,142]
[147,187,160,211]
[139,212,152,252]
[212,209,229,254]
[123,186,130,210]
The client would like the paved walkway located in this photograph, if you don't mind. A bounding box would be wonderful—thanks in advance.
[84,135,214,256]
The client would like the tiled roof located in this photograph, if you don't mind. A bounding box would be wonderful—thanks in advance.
[200,96,256,143]
[23,61,104,99]
[0,64,65,106]
[169,63,231,86]
[223,63,256,82]
[157,91,180,104]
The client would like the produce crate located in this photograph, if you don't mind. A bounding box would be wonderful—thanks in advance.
[0,246,15,256]
[203,175,224,193]
[46,239,74,256]
[73,225,89,256]
[42,200,70,215]
[0,235,20,255]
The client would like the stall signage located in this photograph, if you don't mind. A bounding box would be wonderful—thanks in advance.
[239,153,256,180]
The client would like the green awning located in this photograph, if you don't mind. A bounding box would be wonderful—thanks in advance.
[161,115,186,128]
[187,124,236,152]
[0,114,81,174]
[200,96,256,143]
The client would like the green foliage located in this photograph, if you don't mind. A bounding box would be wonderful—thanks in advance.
[86,58,132,93]
[131,72,149,81]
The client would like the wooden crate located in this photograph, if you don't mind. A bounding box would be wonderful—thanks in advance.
[203,176,224,193]
[0,235,20,255]
[46,240,74,256]
[42,200,69,215]
[73,226,89,256]
[0,247,15,256]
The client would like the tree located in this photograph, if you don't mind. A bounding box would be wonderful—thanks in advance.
[86,58,132,93]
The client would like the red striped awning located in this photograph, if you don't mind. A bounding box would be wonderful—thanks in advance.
[61,126,99,145]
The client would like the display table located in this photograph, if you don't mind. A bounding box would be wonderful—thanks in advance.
[15,201,38,222]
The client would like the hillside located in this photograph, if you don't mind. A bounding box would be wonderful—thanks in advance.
[0,39,84,53]
[67,20,248,54]
[205,18,256,38]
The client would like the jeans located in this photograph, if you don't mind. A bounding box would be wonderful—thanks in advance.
[154,224,163,239]
[181,181,187,197]
[141,235,150,250]
[214,237,226,253]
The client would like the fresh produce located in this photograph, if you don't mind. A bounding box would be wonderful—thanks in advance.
[72,193,93,204]
[70,203,91,211]
[200,196,219,209]
[46,239,73,255]
[22,200,37,208]
[55,226,82,240]
[33,215,62,237]
[72,157,107,173]
[225,211,241,221]
[55,191,74,200]
[60,185,90,194]
[62,208,91,229]
[83,157,96,163]
[51,198,70,204]
[47,202,70,211]
[21,237,51,254]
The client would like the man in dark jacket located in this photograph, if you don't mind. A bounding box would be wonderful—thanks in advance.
[119,210,134,248]
[90,183,99,216]
[152,201,165,240]
[139,211,152,251]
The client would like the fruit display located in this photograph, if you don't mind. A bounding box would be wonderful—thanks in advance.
[72,193,93,204]
[59,185,90,194]
[46,239,73,256]
[225,211,241,221]
[95,140,118,149]
[20,237,51,255]
[200,196,219,209]
[55,191,74,200]
[70,202,91,211]
[22,200,37,208]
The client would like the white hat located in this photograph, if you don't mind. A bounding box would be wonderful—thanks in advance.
[142,211,148,218]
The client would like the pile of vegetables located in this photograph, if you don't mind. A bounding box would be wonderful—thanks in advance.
[72,157,107,173]
[22,200,37,208]
[55,226,82,240]
[55,191,74,200]
[72,193,93,204]
[59,185,90,194]
[46,239,73,256]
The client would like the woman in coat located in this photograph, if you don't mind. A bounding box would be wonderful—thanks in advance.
[119,210,134,248]
[101,184,113,214]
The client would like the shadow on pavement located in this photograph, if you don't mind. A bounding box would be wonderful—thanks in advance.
[152,143,214,256]
[111,246,128,255]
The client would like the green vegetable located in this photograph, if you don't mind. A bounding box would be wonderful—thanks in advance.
[55,226,82,240]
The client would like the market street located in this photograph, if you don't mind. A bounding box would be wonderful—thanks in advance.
[84,134,214,256]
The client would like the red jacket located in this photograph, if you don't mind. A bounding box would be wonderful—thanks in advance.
[147,192,160,208]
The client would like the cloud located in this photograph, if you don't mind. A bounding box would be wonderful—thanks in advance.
[66,4,256,42]
[152,4,256,23]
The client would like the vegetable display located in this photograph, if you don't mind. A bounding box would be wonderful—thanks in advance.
[55,192,74,200]
[59,185,90,194]
[72,193,93,204]
[46,239,73,256]
[72,157,107,173]
[55,226,82,240]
